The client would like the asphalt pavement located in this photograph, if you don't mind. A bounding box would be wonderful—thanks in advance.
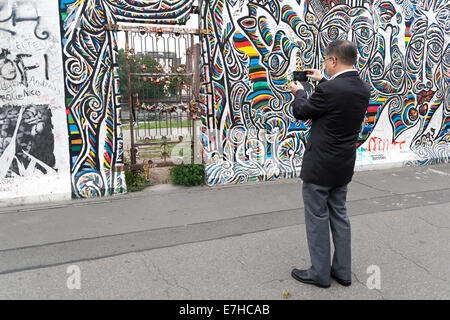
[0,163,449,299]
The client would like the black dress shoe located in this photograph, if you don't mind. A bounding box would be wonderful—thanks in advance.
[330,271,352,286]
[291,269,330,288]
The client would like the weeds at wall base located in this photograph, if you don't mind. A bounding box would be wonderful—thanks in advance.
[125,169,151,192]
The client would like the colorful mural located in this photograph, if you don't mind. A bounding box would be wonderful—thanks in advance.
[199,0,450,185]
[2,0,449,204]
[58,0,193,198]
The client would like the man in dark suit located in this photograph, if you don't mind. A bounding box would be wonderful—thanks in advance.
[290,40,370,288]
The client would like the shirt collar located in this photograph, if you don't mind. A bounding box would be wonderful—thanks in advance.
[330,69,357,80]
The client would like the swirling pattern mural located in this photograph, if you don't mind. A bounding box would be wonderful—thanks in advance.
[199,0,450,185]
[59,0,193,197]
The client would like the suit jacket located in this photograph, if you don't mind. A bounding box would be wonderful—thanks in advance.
[292,71,370,186]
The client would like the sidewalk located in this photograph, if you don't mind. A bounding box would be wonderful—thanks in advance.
[0,163,449,299]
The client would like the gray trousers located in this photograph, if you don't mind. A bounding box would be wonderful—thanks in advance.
[302,182,351,285]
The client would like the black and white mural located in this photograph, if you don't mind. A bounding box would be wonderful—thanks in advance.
[0,0,70,204]
[0,104,56,178]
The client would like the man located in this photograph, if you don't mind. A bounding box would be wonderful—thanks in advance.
[290,40,370,288]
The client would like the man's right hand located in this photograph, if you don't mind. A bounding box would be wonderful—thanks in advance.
[305,69,324,82]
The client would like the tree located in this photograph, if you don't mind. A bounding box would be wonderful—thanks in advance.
[117,49,180,106]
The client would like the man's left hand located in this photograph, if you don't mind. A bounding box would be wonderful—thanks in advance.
[291,81,304,94]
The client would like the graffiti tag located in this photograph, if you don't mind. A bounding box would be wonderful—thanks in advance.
[0,2,49,40]
[367,137,407,153]
[0,48,40,87]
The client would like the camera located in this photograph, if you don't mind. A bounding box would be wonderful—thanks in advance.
[292,71,308,82]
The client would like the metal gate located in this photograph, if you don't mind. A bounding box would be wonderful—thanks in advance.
[108,24,203,168]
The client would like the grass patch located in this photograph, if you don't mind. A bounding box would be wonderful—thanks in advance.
[123,120,192,130]
[139,148,184,158]
[135,138,190,159]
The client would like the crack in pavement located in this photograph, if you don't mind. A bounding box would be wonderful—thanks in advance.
[145,255,193,300]
[149,260,171,299]
[259,278,290,287]
[167,250,193,300]
[351,271,385,300]
[353,180,400,196]
[360,221,450,286]
[171,276,193,300]
[415,216,450,230]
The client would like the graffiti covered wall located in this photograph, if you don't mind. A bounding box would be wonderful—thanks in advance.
[1,0,194,205]
[1,0,448,204]
[0,0,71,205]
[59,0,193,198]
[199,0,450,185]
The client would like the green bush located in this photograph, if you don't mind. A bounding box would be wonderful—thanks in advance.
[170,164,205,186]
[125,168,151,192]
